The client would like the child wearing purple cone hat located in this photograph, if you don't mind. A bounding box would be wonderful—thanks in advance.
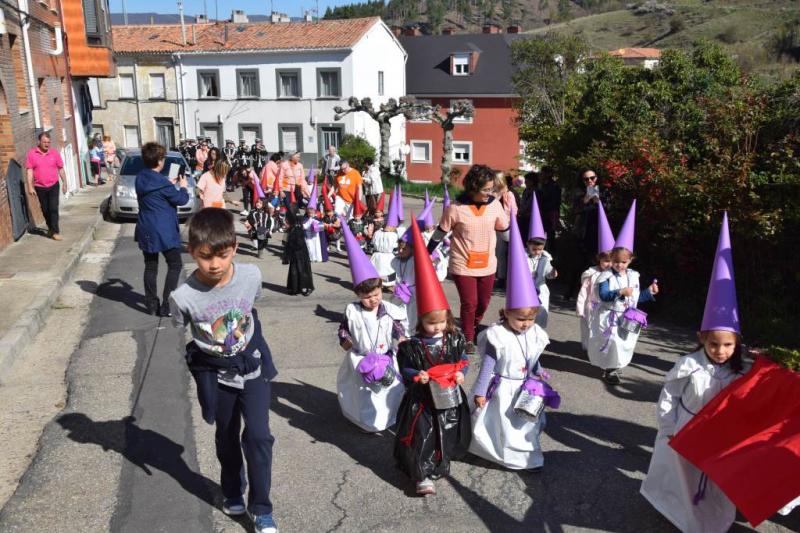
[641,213,751,533]
[576,200,615,350]
[336,217,408,433]
[587,200,659,384]
[470,213,559,471]
[369,190,402,288]
[526,191,558,330]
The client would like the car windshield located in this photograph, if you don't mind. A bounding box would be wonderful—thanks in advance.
[120,155,188,179]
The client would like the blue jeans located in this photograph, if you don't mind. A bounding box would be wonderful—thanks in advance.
[215,378,274,516]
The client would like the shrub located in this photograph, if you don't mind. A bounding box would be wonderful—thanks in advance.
[337,134,377,172]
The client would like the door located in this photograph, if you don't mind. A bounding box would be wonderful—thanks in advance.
[5,160,30,240]
[200,124,221,148]
[155,118,175,149]
[279,125,302,153]
[318,125,343,159]
[241,126,259,147]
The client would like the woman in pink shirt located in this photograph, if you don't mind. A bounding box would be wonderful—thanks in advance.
[287,152,309,200]
[197,160,229,208]
[493,171,518,288]
[426,164,511,351]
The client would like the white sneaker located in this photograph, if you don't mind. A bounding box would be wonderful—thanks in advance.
[241,209,249,216]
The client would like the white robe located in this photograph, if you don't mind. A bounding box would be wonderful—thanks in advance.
[586,269,642,370]
[641,349,749,533]
[576,266,601,350]
[390,256,416,336]
[527,252,554,330]
[303,218,323,262]
[336,302,407,432]
[470,323,550,469]
[369,229,398,286]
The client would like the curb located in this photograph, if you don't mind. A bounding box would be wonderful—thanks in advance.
[0,197,105,383]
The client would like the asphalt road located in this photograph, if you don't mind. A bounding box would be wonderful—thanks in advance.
[0,200,797,533]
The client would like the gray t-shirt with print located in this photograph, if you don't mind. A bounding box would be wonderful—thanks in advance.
[170,262,262,388]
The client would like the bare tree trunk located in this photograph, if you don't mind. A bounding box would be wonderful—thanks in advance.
[379,119,392,176]
[441,125,454,184]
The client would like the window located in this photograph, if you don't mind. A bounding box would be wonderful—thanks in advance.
[238,124,262,146]
[119,73,135,99]
[82,0,109,46]
[451,99,473,123]
[378,71,384,96]
[452,141,472,165]
[276,70,300,98]
[452,54,470,76]
[198,70,220,99]
[410,98,432,123]
[237,69,260,98]
[87,78,101,108]
[410,140,432,163]
[91,124,104,139]
[123,125,140,148]
[149,73,165,100]
[278,124,303,153]
[316,68,340,98]
[199,124,221,148]
[155,118,175,148]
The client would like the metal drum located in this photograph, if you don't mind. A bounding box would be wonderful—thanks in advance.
[429,381,461,409]
[513,388,546,420]
[618,308,648,339]
[379,365,396,387]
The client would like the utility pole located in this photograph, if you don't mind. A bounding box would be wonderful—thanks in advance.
[122,0,128,24]
[178,0,186,45]
[203,0,208,19]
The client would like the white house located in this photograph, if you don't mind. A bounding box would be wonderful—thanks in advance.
[111,16,407,166]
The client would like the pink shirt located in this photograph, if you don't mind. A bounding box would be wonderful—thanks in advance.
[25,147,64,188]
[438,198,510,277]
[197,171,226,208]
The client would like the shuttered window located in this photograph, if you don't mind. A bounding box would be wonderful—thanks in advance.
[83,0,99,35]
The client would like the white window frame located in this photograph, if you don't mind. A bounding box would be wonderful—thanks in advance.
[410,140,432,164]
[197,70,220,99]
[450,99,473,123]
[410,98,432,123]
[378,70,384,96]
[88,77,102,108]
[451,141,472,165]
[119,73,135,99]
[123,125,140,148]
[149,73,165,100]
[452,54,470,76]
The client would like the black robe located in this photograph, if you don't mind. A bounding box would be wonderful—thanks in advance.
[282,224,314,295]
[394,332,472,482]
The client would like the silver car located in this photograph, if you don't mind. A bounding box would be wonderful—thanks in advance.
[108,149,200,221]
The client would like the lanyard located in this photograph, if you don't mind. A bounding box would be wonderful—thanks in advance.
[360,307,383,352]
[514,330,532,376]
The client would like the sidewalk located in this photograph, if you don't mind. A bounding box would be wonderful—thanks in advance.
[0,184,110,381]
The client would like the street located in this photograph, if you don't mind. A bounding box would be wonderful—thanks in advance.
[0,197,797,533]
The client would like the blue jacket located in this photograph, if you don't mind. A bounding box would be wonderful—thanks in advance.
[134,168,189,253]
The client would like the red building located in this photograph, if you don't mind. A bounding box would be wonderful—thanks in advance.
[400,26,526,183]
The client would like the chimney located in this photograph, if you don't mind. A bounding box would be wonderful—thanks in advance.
[507,25,522,33]
[303,10,313,22]
[403,27,421,37]
[223,23,228,44]
[482,24,500,34]
[196,14,208,24]
[390,25,402,37]
[149,15,155,24]
[270,12,290,23]
[442,27,456,35]
[191,24,196,43]
[231,10,248,23]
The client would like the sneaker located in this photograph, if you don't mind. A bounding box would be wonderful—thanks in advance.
[51,233,63,241]
[241,209,249,217]
[603,369,621,385]
[252,513,278,533]
[465,342,476,355]
[416,478,436,496]
[222,496,246,516]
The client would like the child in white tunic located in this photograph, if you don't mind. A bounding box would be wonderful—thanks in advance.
[369,225,399,287]
[390,239,416,336]
[526,237,558,330]
[576,251,612,350]
[337,277,408,432]
[302,208,324,262]
[470,308,552,469]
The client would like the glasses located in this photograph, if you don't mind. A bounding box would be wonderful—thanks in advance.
[583,175,597,181]
[479,186,495,194]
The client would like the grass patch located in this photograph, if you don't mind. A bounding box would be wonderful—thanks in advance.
[382,177,463,197]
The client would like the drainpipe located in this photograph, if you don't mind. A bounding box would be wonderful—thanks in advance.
[133,61,143,143]
[19,0,41,129]
[173,53,187,140]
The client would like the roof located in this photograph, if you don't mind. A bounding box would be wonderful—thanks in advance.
[111,17,381,54]
[608,47,662,59]
[401,33,525,96]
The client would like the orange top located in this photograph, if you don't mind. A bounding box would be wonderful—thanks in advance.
[335,169,363,204]
[438,198,510,277]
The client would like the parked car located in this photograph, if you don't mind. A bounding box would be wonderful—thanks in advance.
[108,149,199,221]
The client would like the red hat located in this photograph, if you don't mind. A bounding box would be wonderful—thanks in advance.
[409,213,449,317]
[376,192,386,212]
[272,173,281,196]
[353,188,366,217]
[290,187,297,205]
[322,180,334,211]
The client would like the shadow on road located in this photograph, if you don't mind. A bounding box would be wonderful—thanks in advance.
[76,278,147,314]
[313,304,344,324]
[261,280,288,295]
[57,413,223,512]
[270,380,411,494]
[314,272,353,291]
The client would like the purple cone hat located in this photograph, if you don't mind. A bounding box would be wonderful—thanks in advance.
[442,183,451,211]
[339,215,380,286]
[507,212,541,310]
[307,180,319,211]
[416,198,435,229]
[396,185,405,222]
[424,189,430,207]
[614,199,637,252]
[528,191,546,240]
[254,177,266,200]
[597,200,615,254]
[386,187,400,227]
[701,212,739,333]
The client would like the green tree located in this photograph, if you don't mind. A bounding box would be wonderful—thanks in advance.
[428,0,447,33]
[501,0,515,26]
[337,134,377,172]
[557,0,571,21]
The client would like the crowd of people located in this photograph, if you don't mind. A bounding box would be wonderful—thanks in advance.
[126,141,798,533]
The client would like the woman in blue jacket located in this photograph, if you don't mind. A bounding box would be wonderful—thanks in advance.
[135,142,189,316]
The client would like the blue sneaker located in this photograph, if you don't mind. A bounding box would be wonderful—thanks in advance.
[222,496,246,516]
[252,513,278,533]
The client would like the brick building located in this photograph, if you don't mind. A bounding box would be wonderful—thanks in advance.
[0,0,74,249]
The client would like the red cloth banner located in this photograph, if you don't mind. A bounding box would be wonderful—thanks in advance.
[670,356,800,526]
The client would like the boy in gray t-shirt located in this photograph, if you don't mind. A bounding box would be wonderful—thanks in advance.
[169,208,277,533]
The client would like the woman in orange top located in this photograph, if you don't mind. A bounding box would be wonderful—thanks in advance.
[260,152,283,193]
[426,164,511,351]
[287,152,309,201]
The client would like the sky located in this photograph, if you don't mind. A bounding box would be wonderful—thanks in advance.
[109,0,360,18]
